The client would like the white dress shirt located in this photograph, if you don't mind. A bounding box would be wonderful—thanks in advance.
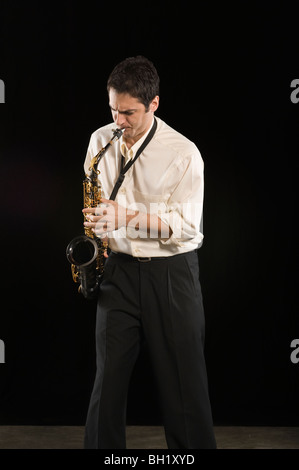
[84,116,204,257]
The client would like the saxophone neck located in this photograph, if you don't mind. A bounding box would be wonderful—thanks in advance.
[89,147,106,175]
[88,127,124,173]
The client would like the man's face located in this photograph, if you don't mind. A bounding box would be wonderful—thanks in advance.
[108,88,159,144]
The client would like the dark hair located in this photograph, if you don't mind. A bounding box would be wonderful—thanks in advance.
[107,56,160,110]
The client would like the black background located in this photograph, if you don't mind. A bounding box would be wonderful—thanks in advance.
[0,0,298,426]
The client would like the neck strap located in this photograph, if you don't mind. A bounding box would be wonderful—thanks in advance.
[109,117,157,201]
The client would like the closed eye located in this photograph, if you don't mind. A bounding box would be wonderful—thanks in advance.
[110,106,136,116]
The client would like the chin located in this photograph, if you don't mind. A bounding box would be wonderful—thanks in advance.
[123,128,134,136]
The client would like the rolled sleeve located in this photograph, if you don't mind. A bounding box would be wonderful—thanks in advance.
[158,152,204,247]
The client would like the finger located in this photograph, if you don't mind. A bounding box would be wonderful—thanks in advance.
[93,219,114,236]
[84,216,106,226]
[92,227,108,237]
[82,207,96,214]
[84,222,96,228]
[83,209,105,219]
[84,214,102,222]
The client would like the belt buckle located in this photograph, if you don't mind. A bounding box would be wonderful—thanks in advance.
[137,257,152,262]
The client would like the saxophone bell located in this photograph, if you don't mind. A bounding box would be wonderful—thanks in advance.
[66,235,100,300]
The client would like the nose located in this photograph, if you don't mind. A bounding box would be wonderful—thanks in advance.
[114,111,126,128]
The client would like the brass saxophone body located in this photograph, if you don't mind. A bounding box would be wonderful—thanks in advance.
[66,127,124,300]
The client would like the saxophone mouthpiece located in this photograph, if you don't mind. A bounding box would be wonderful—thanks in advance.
[112,127,125,140]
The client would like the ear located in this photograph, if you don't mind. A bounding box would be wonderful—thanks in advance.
[150,95,159,112]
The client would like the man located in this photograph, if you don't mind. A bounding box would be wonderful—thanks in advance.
[82,56,216,449]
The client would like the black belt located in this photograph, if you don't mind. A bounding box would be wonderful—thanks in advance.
[111,251,164,262]
[110,250,196,262]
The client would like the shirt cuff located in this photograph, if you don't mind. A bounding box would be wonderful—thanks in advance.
[158,211,185,247]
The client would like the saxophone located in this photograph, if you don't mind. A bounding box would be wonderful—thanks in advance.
[66,127,124,300]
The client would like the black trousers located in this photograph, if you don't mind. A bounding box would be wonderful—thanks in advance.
[84,250,216,449]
